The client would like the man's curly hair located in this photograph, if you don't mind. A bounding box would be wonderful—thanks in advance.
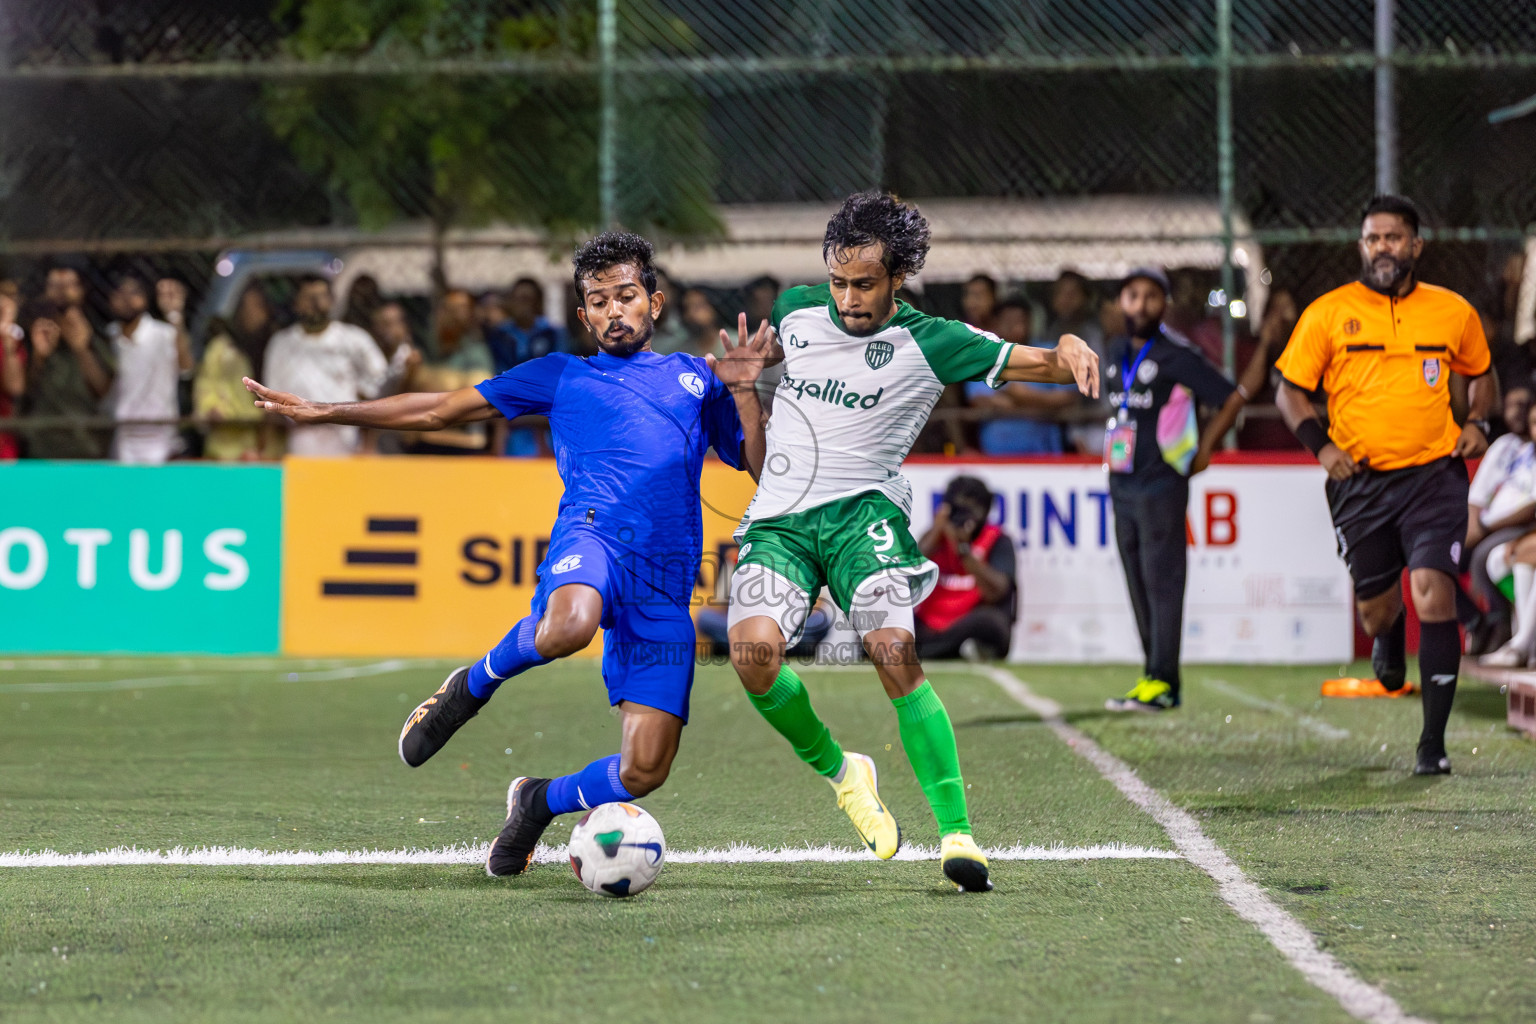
[572,231,657,299]
[822,191,931,279]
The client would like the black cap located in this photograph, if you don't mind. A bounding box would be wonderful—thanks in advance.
[1119,266,1170,296]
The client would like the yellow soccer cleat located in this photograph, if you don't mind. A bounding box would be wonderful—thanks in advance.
[941,832,993,892]
[829,752,901,860]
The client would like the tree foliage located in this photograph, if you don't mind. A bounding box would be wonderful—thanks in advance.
[264,0,720,264]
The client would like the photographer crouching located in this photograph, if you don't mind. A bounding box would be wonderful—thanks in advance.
[914,476,1018,661]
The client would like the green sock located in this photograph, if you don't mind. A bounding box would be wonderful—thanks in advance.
[892,681,971,836]
[746,665,844,777]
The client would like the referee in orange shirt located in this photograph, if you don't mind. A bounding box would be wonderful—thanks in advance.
[1276,195,1495,776]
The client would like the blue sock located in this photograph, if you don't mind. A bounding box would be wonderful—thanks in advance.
[467,615,551,700]
[545,754,635,816]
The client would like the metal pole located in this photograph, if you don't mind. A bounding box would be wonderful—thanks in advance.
[598,0,618,229]
[1216,0,1236,396]
[1375,0,1397,194]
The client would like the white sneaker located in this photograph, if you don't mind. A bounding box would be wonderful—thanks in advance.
[1479,642,1528,668]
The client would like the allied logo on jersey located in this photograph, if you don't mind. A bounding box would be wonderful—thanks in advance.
[778,373,884,410]
[1136,360,1159,384]
[551,554,582,574]
[1422,358,1441,387]
[678,372,706,398]
[864,340,894,370]
[1343,318,1362,336]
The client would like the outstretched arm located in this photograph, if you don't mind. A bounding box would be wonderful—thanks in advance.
[244,377,500,431]
[998,333,1100,398]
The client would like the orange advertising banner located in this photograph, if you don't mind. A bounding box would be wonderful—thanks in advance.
[280,456,756,657]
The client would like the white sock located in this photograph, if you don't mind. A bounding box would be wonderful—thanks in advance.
[1512,563,1536,651]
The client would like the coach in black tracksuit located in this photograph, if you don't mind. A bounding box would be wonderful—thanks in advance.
[1103,267,1275,712]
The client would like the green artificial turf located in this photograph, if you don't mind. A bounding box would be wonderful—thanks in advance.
[0,656,1531,1022]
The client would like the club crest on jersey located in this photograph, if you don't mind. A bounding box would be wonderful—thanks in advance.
[678,372,706,398]
[1422,358,1441,387]
[865,340,894,370]
[551,555,582,574]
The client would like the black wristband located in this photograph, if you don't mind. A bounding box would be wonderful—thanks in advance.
[1295,418,1330,457]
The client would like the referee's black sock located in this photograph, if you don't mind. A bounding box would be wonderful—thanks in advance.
[1417,620,1460,757]
[1372,608,1407,690]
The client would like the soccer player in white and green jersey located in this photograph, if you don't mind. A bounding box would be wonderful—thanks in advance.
[726,191,1099,892]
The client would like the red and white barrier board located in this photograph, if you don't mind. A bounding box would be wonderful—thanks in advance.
[903,459,1354,664]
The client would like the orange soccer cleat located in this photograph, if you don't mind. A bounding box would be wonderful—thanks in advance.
[1321,676,1420,698]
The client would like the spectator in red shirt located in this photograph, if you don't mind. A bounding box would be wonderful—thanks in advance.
[914,475,1017,661]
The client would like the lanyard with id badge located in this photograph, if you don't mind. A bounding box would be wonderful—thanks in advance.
[1105,339,1154,473]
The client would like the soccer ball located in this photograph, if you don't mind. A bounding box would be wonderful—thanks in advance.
[567,802,666,897]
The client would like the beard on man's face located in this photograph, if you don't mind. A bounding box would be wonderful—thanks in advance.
[596,313,654,356]
[1361,252,1414,294]
[1126,311,1161,339]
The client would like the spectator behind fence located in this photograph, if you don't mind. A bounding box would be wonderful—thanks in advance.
[107,272,190,464]
[1,292,24,458]
[648,268,689,355]
[433,288,489,364]
[484,277,566,455]
[1165,268,1225,366]
[1047,270,1109,454]
[24,265,115,459]
[228,283,276,377]
[964,298,1074,454]
[914,475,1018,661]
[477,290,508,335]
[262,274,391,456]
[195,314,270,461]
[402,291,494,455]
[961,274,998,334]
[672,287,722,358]
[744,275,780,330]
[485,277,568,372]
[342,274,383,331]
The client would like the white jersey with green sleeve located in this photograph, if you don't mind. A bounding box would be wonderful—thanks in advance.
[741,283,1015,530]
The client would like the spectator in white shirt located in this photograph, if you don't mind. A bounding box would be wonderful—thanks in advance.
[1463,383,1535,654]
[262,275,392,456]
[107,272,189,464]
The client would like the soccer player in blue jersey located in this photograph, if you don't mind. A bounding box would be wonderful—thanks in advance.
[244,233,769,877]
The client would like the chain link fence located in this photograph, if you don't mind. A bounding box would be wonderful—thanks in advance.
[1,0,1533,421]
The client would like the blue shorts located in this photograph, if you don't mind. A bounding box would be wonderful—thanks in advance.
[532,523,696,722]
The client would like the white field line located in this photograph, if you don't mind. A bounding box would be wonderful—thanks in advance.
[0,842,1179,869]
[1201,678,1351,740]
[973,665,1428,1024]
[0,659,422,694]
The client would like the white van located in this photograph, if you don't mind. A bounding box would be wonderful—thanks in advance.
[195,196,1266,338]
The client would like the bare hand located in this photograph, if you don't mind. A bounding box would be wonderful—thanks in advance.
[0,292,17,327]
[1319,443,1364,481]
[244,376,327,424]
[1453,422,1489,459]
[1190,445,1213,475]
[706,313,772,390]
[156,278,188,319]
[60,308,93,352]
[30,317,61,360]
[1058,333,1100,399]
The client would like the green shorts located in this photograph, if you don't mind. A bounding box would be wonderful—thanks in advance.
[729,491,938,643]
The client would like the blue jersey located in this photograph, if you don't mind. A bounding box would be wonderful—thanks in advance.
[475,349,746,603]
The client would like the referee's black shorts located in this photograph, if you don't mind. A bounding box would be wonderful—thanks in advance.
[1325,455,1469,601]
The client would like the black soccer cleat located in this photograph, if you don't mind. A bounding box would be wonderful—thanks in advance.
[1414,746,1452,776]
[398,666,486,768]
[1372,615,1407,691]
[486,776,556,877]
